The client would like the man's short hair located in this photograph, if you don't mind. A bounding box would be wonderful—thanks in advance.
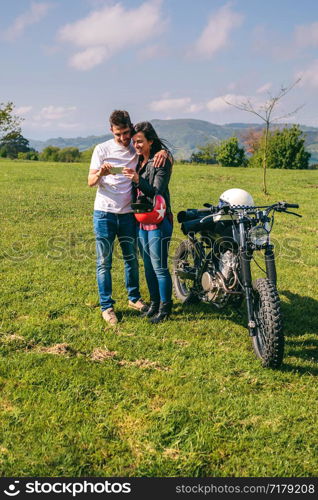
[109,110,132,129]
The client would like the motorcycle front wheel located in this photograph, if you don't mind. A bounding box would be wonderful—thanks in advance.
[251,278,284,368]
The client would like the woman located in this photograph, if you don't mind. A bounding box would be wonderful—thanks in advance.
[123,122,173,323]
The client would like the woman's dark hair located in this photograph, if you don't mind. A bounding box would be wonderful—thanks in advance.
[133,121,173,159]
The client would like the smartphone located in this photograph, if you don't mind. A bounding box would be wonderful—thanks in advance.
[99,163,123,175]
[108,166,123,175]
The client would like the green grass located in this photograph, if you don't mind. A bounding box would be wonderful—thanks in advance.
[0,160,317,477]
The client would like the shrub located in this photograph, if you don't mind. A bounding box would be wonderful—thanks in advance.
[215,137,247,167]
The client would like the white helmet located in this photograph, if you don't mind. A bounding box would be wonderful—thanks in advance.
[219,188,254,207]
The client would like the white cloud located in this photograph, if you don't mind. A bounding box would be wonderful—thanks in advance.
[206,94,247,112]
[3,2,52,41]
[26,106,80,132]
[256,83,272,94]
[296,60,318,88]
[34,105,77,121]
[294,22,318,48]
[149,97,203,113]
[15,106,33,115]
[152,93,259,115]
[188,3,243,59]
[188,103,203,113]
[58,1,166,70]
[69,47,108,71]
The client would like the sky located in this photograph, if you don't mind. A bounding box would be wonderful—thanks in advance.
[1,0,318,140]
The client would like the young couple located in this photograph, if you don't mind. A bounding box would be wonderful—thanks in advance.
[88,110,173,326]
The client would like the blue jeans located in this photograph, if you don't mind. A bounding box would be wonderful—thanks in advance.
[138,217,173,304]
[93,211,140,311]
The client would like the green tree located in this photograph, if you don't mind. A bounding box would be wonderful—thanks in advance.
[0,102,23,141]
[80,147,94,162]
[39,146,61,162]
[249,125,310,170]
[58,147,80,162]
[17,151,39,160]
[190,142,217,164]
[215,137,247,167]
[0,132,31,159]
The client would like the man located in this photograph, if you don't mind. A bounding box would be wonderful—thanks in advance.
[88,110,167,325]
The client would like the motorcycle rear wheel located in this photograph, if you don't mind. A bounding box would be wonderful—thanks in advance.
[173,240,200,303]
[251,278,284,368]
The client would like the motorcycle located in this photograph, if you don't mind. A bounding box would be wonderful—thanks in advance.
[173,189,301,368]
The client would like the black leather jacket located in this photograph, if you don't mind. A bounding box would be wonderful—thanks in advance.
[132,158,172,213]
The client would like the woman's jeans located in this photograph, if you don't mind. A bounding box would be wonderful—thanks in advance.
[93,210,140,311]
[138,217,173,304]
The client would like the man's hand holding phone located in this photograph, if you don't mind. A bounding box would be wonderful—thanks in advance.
[97,162,113,177]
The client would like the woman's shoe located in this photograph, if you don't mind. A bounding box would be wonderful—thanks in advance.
[149,301,172,324]
[141,301,159,318]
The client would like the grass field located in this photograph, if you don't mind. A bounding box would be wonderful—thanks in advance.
[0,159,317,477]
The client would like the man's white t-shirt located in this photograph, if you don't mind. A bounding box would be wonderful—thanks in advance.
[90,139,138,213]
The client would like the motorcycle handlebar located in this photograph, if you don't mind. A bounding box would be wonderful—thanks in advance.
[283,203,299,209]
[177,208,212,223]
[178,203,300,223]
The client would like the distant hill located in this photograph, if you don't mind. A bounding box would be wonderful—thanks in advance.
[150,119,235,159]
[28,119,318,162]
[28,134,113,153]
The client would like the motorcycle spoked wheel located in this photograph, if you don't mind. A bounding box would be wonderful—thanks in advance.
[251,278,284,368]
[173,240,200,303]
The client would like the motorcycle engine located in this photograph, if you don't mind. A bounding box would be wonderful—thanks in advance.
[201,251,238,307]
[218,250,237,281]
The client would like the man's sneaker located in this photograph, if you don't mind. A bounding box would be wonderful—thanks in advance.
[128,299,148,313]
[102,307,118,325]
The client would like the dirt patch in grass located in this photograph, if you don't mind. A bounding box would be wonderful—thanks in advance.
[37,343,77,356]
[2,334,35,350]
[163,447,180,460]
[91,348,118,362]
[0,399,15,412]
[3,334,26,343]
[149,395,166,412]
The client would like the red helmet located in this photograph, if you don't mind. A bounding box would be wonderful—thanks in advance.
[132,194,166,224]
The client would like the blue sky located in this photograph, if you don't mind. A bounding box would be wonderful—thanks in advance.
[1,0,318,139]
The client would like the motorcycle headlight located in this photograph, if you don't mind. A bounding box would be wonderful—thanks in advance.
[249,225,269,246]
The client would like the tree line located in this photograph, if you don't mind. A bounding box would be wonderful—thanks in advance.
[0,140,93,163]
[183,124,311,170]
[0,101,313,169]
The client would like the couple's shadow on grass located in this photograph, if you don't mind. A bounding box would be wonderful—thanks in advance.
[174,289,318,375]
